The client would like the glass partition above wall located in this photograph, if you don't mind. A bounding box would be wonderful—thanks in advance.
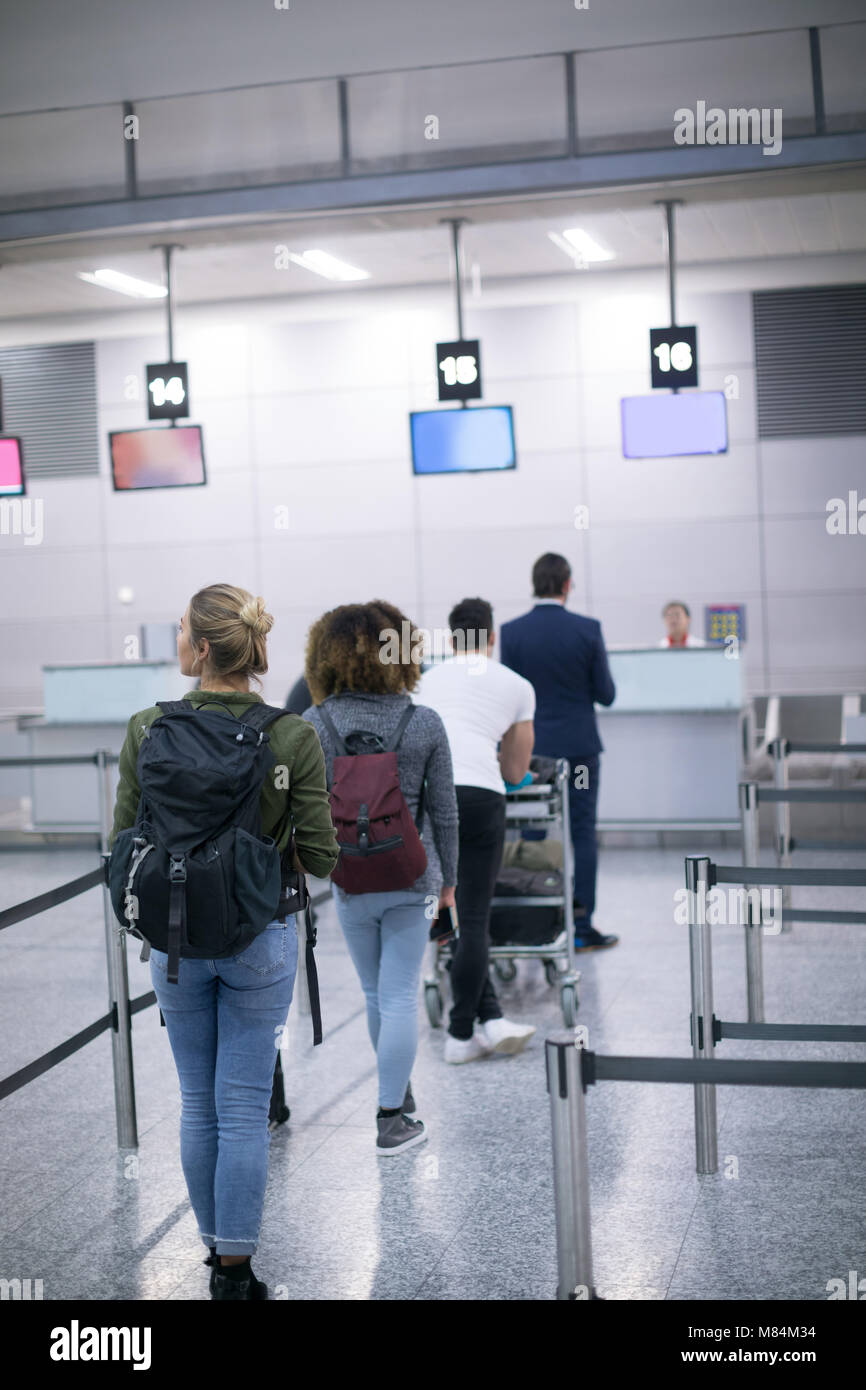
[0,24,862,217]
[819,22,866,133]
[575,29,816,155]
[135,79,344,194]
[347,54,568,173]
[0,104,127,211]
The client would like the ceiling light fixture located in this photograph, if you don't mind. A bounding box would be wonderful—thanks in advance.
[286,249,371,281]
[77,269,168,299]
[548,229,615,264]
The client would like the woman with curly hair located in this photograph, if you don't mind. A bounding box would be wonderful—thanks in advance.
[303,600,458,1155]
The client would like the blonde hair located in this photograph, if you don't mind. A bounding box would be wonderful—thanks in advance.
[188,584,274,683]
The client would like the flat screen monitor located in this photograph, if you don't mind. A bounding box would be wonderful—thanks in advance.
[110,425,206,491]
[410,405,516,476]
[0,437,25,495]
[621,391,728,458]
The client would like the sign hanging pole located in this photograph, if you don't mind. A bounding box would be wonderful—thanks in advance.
[151,242,184,424]
[442,217,469,408]
[655,199,683,393]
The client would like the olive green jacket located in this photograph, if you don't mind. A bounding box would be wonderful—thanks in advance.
[108,689,340,881]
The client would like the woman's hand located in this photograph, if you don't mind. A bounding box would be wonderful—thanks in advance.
[438,885,456,911]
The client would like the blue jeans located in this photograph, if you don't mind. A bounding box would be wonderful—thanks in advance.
[333,887,429,1110]
[149,919,298,1257]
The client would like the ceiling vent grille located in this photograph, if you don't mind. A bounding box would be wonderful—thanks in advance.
[0,341,99,477]
[753,284,866,438]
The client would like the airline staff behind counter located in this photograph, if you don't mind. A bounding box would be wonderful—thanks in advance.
[658,600,706,649]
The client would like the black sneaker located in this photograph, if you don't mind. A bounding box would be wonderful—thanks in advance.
[573,925,619,952]
[211,1259,268,1300]
[376,1112,426,1156]
[402,1082,416,1114]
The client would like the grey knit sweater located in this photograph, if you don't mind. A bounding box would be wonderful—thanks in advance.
[303,691,459,897]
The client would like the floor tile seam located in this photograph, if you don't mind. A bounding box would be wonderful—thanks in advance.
[660,1177,715,1301]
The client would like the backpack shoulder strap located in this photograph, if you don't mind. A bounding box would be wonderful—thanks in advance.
[386,703,417,753]
[237,702,294,734]
[156,700,191,716]
[315,704,348,756]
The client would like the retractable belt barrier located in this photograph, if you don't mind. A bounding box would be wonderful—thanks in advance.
[739,778,866,1006]
[0,750,331,1147]
[545,1038,866,1301]
[684,853,866,1175]
[767,739,866,878]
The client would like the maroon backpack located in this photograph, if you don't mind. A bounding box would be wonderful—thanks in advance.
[316,704,427,894]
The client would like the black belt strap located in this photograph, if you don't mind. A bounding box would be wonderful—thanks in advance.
[305,900,323,1046]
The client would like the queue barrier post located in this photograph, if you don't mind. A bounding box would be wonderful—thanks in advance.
[770,738,793,927]
[96,749,138,1149]
[739,782,764,1023]
[686,855,718,1175]
[545,1035,596,1300]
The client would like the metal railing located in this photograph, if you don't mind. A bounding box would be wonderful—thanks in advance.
[685,854,866,1174]
[1,21,863,220]
[0,751,330,1149]
[546,1038,866,1300]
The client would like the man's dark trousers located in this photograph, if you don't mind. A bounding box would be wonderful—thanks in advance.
[568,754,600,927]
[448,786,506,1040]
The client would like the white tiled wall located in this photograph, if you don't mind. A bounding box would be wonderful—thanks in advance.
[1,271,864,711]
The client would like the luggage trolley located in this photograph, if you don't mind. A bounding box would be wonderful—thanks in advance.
[424,759,581,1029]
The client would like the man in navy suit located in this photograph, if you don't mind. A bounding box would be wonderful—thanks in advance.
[500,553,618,951]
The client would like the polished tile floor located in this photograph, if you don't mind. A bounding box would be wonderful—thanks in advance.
[1,844,864,1301]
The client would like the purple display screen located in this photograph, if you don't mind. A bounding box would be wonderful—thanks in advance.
[621,391,728,458]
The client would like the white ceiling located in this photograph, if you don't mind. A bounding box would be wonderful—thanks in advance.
[0,184,864,321]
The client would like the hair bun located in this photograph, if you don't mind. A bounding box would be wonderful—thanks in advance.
[239,596,272,637]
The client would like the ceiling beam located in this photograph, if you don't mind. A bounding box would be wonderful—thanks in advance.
[1,131,865,246]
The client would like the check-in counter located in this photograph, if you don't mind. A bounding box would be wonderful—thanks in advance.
[21,661,192,831]
[596,647,744,830]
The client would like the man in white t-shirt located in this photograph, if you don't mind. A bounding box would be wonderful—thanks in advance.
[417,597,537,1065]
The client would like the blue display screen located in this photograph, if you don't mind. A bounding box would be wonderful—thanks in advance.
[410,406,516,475]
[621,391,728,458]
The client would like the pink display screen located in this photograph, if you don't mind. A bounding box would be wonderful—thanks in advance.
[110,426,206,490]
[0,438,25,495]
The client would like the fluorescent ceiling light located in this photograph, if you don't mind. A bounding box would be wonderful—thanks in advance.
[286,249,371,281]
[78,269,168,298]
[548,229,615,263]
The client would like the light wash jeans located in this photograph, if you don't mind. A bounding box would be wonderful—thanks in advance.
[333,886,429,1110]
[149,919,297,1257]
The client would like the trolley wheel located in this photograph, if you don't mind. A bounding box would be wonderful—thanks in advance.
[493,959,517,984]
[543,959,562,988]
[425,982,444,1028]
[560,983,579,1028]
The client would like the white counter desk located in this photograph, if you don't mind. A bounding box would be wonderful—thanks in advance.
[596,647,744,831]
[21,661,192,831]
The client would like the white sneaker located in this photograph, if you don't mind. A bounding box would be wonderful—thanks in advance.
[444,1032,491,1065]
[481,1017,537,1056]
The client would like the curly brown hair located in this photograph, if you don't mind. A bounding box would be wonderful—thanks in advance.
[304,600,423,703]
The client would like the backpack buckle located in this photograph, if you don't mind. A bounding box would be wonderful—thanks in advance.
[169,855,187,883]
[357,803,369,854]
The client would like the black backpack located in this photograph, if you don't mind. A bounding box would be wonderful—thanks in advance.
[107,699,322,1040]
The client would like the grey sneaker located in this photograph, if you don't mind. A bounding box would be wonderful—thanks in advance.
[376,1112,427,1156]
[402,1082,416,1114]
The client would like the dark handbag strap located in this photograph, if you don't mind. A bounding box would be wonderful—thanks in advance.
[304,900,323,1046]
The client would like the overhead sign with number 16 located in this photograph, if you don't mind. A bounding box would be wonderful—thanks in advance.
[649,326,698,389]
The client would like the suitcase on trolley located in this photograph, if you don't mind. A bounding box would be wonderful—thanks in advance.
[488,866,565,946]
